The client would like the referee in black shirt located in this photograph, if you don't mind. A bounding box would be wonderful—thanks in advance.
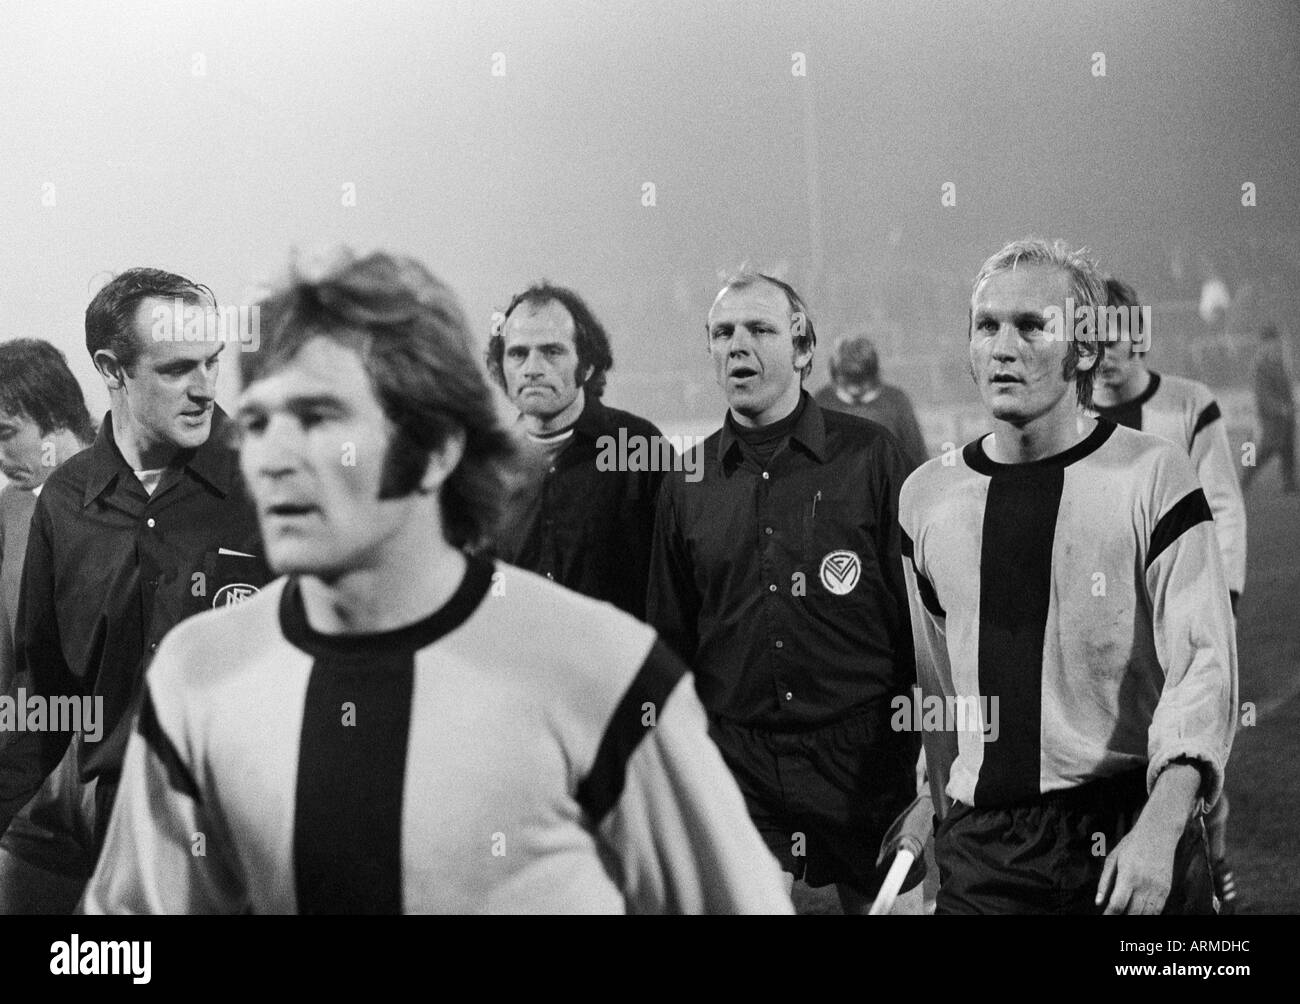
[0,268,268,908]
[647,270,922,913]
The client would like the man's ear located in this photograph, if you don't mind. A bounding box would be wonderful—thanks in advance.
[93,350,126,390]
[791,312,813,370]
[419,428,466,495]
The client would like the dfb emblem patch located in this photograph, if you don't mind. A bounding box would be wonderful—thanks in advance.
[819,550,861,595]
[214,583,259,608]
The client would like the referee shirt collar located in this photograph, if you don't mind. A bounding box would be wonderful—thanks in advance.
[716,390,828,469]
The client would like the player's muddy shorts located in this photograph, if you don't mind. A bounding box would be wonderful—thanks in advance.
[934,767,1214,915]
[708,705,920,896]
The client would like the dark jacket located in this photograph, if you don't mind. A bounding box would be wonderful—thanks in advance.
[0,408,269,835]
[493,395,666,620]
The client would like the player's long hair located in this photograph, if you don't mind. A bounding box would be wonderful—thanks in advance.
[242,249,516,551]
[971,238,1108,409]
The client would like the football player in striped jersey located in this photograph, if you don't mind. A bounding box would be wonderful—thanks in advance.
[1091,275,1247,912]
[82,250,791,915]
[900,238,1236,914]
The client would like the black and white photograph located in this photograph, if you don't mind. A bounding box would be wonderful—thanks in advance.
[0,0,1295,980]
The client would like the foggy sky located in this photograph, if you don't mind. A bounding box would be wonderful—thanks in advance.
[2,0,1297,424]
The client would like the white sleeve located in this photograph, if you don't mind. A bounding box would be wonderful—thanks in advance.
[80,682,247,915]
[1189,400,1247,601]
[900,536,957,821]
[1142,471,1238,811]
[595,664,793,915]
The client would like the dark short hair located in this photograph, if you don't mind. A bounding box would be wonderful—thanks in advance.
[712,270,817,380]
[829,335,880,385]
[85,267,216,372]
[0,339,95,443]
[243,250,515,551]
[486,283,614,399]
[1104,276,1148,353]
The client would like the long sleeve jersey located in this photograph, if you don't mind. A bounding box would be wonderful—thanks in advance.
[82,557,792,915]
[898,419,1237,816]
[1092,371,1246,602]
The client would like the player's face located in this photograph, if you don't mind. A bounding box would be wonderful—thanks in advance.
[0,410,52,489]
[1095,337,1144,394]
[501,301,586,422]
[236,337,414,579]
[708,284,810,427]
[970,266,1090,426]
[117,297,221,456]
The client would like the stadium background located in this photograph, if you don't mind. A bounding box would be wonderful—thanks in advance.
[1,0,1296,911]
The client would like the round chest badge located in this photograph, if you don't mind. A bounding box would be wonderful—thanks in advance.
[213,583,260,608]
[819,550,861,595]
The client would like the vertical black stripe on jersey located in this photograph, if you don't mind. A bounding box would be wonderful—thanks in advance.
[294,656,414,914]
[974,468,1064,805]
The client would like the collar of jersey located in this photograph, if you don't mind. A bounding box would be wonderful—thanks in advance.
[279,554,495,659]
[964,417,1116,476]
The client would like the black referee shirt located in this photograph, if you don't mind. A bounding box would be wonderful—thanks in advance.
[647,392,916,730]
[494,394,665,620]
[0,408,268,833]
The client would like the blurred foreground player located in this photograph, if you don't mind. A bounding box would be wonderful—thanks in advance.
[900,239,1236,914]
[1091,275,1247,911]
[83,251,791,914]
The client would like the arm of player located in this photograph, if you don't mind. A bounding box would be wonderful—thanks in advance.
[0,502,76,833]
[899,538,956,821]
[644,477,700,664]
[1143,486,1238,811]
[1189,404,1247,607]
[1096,481,1238,914]
[80,682,247,914]
[594,659,793,915]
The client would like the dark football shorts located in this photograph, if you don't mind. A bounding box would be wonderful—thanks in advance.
[934,767,1214,915]
[708,705,920,896]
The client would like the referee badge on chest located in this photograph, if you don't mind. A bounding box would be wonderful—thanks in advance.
[819,550,861,595]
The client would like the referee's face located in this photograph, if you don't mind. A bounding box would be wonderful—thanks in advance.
[707,284,808,427]
[969,266,1082,428]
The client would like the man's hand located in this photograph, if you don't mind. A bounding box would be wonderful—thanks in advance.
[1094,817,1180,914]
[1095,761,1202,915]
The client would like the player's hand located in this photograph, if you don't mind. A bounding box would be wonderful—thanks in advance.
[1094,821,1179,915]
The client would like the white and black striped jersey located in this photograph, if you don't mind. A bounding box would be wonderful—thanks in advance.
[82,557,792,914]
[899,419,1237,815]
[1091,371,1246,602]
